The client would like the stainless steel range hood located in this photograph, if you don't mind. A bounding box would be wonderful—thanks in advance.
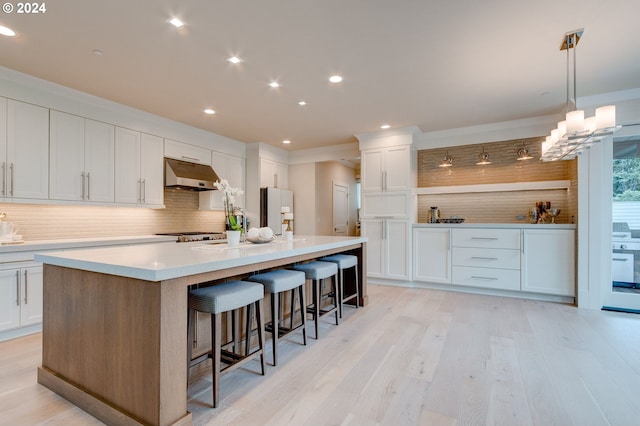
[164,158,220,191]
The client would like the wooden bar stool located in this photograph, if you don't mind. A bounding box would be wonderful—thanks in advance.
[187,280,266,408]
[293,261,339,339]
[249,269,307,366]
[321,254,359,318]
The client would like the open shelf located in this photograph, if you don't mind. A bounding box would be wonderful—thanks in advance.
[416,180,571,195]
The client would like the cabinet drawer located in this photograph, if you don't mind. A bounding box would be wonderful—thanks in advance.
[452,228,520,249]
[452,247,520,270]
[452,266,520,291]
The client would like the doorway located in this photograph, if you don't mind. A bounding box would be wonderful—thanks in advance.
[604,136,640,312]
[333,182,349,236]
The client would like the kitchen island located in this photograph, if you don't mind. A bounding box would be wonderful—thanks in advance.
[34,235,368,426]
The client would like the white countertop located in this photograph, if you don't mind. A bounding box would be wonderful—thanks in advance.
[413,223,576,230]
[35,235,368,282]
[0,235,177,254]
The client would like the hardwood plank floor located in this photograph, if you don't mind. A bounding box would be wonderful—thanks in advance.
[1,284,639,425]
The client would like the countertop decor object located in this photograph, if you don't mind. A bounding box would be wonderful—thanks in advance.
[214,178,244,232]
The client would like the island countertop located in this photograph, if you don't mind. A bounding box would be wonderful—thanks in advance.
[35,235,368,282]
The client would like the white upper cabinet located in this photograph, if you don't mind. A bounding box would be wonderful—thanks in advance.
[115,127,141,205]
[361,145,411,193]
[164,139,211,165]
[260,158,288,189]
[199,151,245,210]
[0,97,6,200]
[5,100,49,200]
[115,128,164,207]
[50,110,115,203]
[140,133,164,207]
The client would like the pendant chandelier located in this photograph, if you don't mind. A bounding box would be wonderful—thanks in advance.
[541,29,619,161]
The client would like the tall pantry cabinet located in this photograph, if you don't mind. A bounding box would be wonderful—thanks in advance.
[357,128,417,281]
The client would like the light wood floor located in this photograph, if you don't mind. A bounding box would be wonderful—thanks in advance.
[2,284,640,425]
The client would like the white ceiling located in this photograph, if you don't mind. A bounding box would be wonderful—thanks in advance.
[1,0,639,151]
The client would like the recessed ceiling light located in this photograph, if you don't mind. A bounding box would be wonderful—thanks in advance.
[282,140,291,144]
[380,124,391,129]
[203,109,215,115]
[269,81,280,88]
[329,75,343,83]
[92,49,104,56]
[227,56,241,64]
[298,101,307,106]
[168,17,184,28]
[0,25,16,37]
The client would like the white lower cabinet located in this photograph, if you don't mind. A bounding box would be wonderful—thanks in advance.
[413,226,576,299]
[0,264,43,332]
[362,218,410,280]
[413,227,451,283]
[521,229,575,296]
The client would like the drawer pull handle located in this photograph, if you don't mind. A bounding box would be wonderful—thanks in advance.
[470,276,499,281]
[612,258,629,262]
[470,257,498,261]
[470,237,499,240]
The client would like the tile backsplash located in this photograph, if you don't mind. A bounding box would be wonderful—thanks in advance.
[418,137,578,224]
[0,189,226,241]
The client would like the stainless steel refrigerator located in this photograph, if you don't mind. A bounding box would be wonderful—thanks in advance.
[260,187,293,235]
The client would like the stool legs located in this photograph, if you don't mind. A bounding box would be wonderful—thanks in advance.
[338,266,359,318]
[271,290,280,365]
[211,312,222,408]
[308,274,339,339]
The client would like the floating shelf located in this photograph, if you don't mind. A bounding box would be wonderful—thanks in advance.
[416,180,571,195]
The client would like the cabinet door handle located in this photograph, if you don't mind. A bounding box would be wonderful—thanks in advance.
[86,172,91,200]
[1,162,5,196]
[471,237,499,240]
[470,276,499,281]
[24,269,28,304]
[142,178,146,203]
[9,163,14,196]
[137,179,142,202]
[81,172,86,200]
[470,257,498,261]
[16,270,20,306]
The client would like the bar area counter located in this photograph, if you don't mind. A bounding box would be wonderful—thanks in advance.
[34,235,368,426]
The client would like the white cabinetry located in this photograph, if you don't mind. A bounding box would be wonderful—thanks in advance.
[451,228,521,291]
[361,218,410,280]
[199,151,245,210]
[413,227,451,283]
[115,128,164,207]
[0,264,43,332]
[164,139,211,165]
[260,158,288,189]
[49,110,115,203]
[521,229,575,296]
[361,146,411,193]
[2,100,49,201]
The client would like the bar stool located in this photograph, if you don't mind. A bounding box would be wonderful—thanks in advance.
[321,254,359,318]
[293,261,339,339]
[187,280,266,408]
[248,269,307,366]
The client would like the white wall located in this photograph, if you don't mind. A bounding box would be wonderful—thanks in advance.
[288,163,316,235]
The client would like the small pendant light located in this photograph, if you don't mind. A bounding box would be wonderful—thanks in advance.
[517,141,534,160]
[476,147,491,165]
[438,151,453,168]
